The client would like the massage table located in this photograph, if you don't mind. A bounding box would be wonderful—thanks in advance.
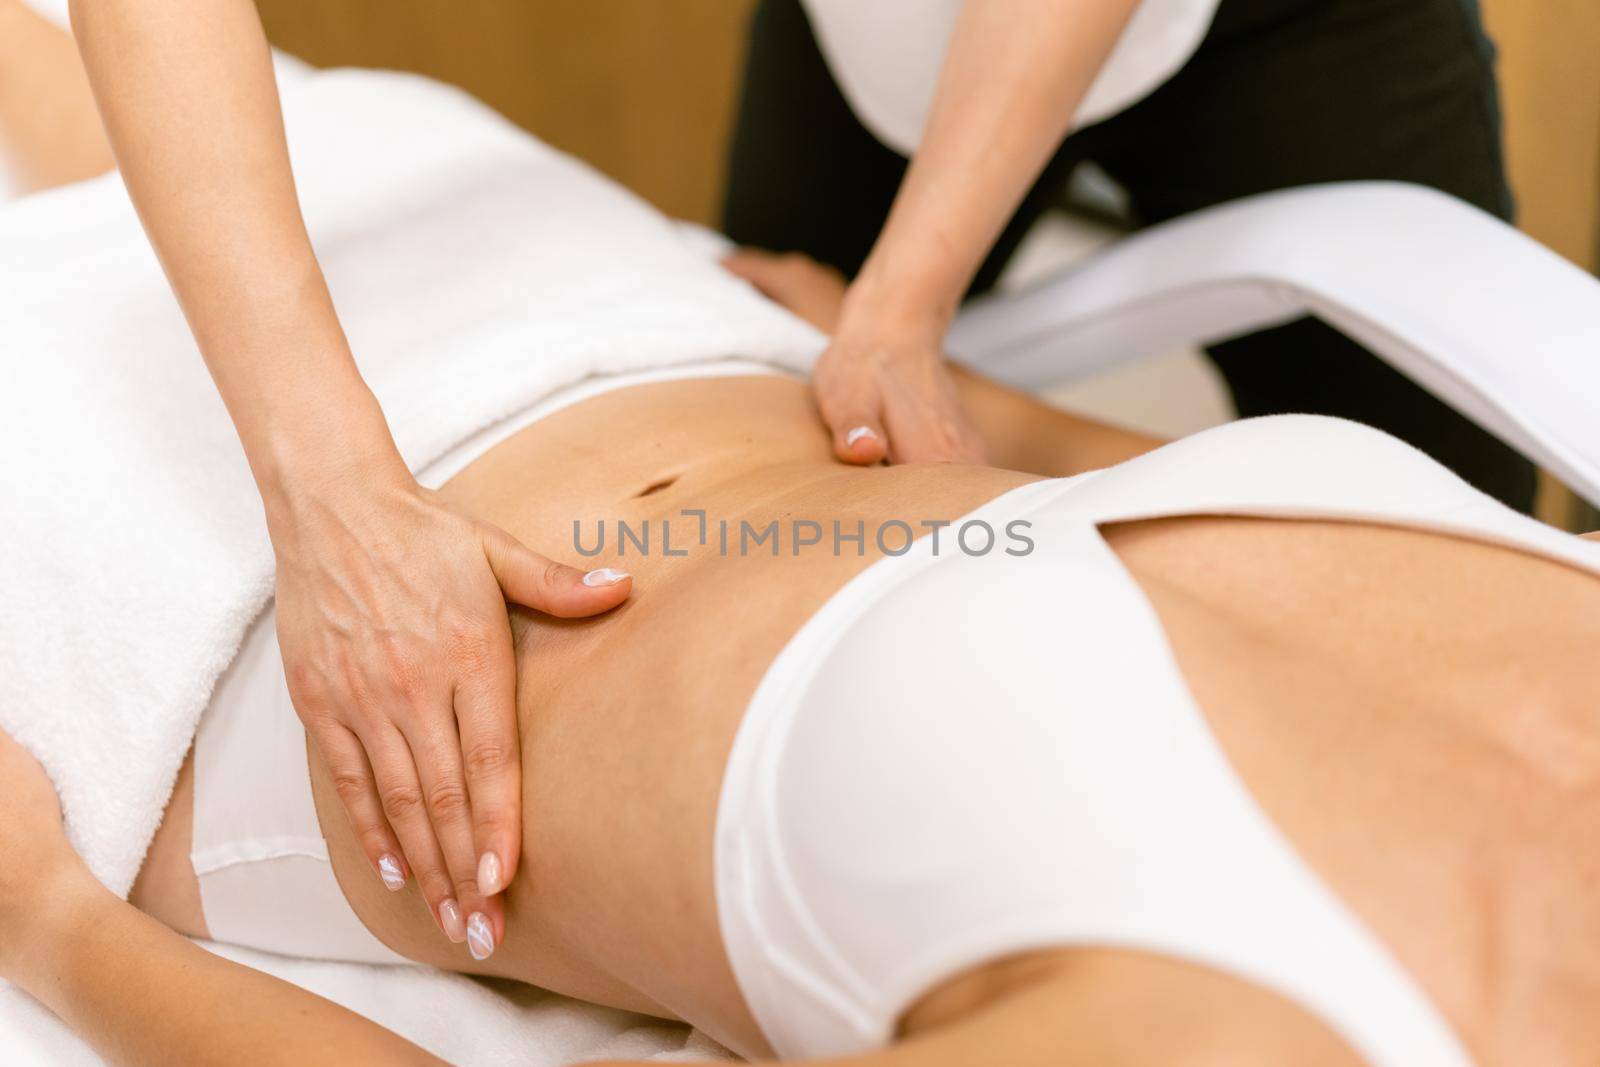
[5,47,1600,1067]
[11,178,1597,1067]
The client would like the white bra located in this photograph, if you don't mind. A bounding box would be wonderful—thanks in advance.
[715,416,1600,1065]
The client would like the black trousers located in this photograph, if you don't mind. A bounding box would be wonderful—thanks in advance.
[722,0,1537,512]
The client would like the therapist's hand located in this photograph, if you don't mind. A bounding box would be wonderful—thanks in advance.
[723,248,987,466]
[814,273,987,466]
[814,313,987,466]
[270,456,631,949]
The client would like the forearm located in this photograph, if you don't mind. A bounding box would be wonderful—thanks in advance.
[67,0,400,504]
[855,0,1141,322]
[8,875,444,1067]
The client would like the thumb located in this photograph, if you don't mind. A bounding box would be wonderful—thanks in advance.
[830,416,889,465]
[482,526,632,618]
[817,386,889,465]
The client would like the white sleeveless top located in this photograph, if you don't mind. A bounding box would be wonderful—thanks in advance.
[800,0,1221,154]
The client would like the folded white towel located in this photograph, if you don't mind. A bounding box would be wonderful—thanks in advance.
[0,66,821,898]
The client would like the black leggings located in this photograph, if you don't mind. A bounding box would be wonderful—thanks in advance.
[722,0,1536,512]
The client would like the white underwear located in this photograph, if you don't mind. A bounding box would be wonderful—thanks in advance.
[192,608,408,963]
[189,359,789,961]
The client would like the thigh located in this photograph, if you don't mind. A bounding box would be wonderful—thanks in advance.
[1093,0,1533,510]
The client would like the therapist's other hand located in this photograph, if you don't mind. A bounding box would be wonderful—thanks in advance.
[814,310,986,466]
[270,462,631,952]
[722,248,986,466]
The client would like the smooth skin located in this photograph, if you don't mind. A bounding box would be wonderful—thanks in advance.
[58,0,632,943]
[51,0,1147,939]
[9,245,1600,1064]
[0,0,112,192]
[4,355,1366,1066]
[0,719,1342,1067]
[815,0,1141,467]
[13,16,1600,1067]
[144,254,1600,1067]
[50,0,1158,940]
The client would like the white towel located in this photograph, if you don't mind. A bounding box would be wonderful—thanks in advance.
[0,65,821,896]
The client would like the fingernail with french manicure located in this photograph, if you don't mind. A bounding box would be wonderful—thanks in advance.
[439,898,466,943]
[467,912,495,960]
[378,854,405,891]
[583,568,630,587]
[845,426,878,448]
[478,851,504,895]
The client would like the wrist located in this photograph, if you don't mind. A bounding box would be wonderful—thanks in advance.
[846,257,963,338]
[249,386,415,532]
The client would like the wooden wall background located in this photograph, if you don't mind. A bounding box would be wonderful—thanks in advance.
[1482,0,1600,271]
[258,0,1600,265]
[1479,0,1600,525]
[257,0,756,225]
[258,0,1600,522]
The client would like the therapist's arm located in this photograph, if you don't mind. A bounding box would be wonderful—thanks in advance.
[818,0,1142,465]
[66,0,632,948]
[725,247,1161,474]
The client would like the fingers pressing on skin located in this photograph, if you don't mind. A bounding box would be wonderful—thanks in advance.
[721,245,992,465]
[274,494,602,961]
[399,706,480,946]
[357,724,461,937]
[453,665,520,961]
[312,723,409,894]
[814,370,889,465]
[831,412,890,466]
[482,525,631,619]
[880,388,989,467]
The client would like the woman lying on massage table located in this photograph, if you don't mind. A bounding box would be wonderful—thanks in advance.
[6,10,1600,1066]
[4,245,1600,1067]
